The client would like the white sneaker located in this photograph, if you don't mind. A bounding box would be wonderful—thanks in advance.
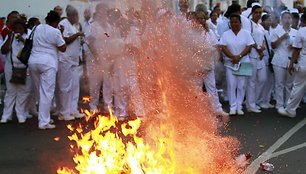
[247,108,261,113]
[267,103,275,108]
[229,110,236,115]
[256,105,261,110]
[278,108,296,118]
[216,110,229,116]
[58,115,75,121]
[259,104,269,109]
[49,119,54,124]
[0,118,8,123]
[18,118,26,124]
[71,113,85,119]
[237,110,244,115]
[39,123,56,130]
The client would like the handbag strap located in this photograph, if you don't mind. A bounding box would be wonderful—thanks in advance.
[10,33,15,69]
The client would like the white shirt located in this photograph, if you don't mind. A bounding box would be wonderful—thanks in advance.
[249,20,265,58]
[59,18,81,65]
[271,25,298,68]
[3,33,28,68]
[29,24,65,69]
[207,19,220,39]
[292,27,306,67]
[263,29,272,65]
[242,8,252,18]
[219,29,255,67]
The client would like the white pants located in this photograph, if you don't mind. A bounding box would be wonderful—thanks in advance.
[246,58,267,109]
[285,67,306,115]
[226,67,247,111]
[1,63,32,121]
[273,65,294,109]
[257,65,274,105]
[57,62,81,116]
[29,63,56,128]
[113,56,145,116]
[191,70,223,113]
[88,58,114,112]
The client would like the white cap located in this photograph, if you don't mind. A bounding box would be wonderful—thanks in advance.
[251,2,261,8]
[290,8,299,13]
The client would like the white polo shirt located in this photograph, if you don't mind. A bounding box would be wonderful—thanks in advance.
[29,24,65,69]
[271,25,298,68]
[292,27,306,68]
[219,29,255,67]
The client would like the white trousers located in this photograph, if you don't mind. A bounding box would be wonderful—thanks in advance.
[257,65,274,105]
[285,67,306,115]
[113,57,145,116]
[29,63,56,128]
[191,70,223,112]
[1,63,32,121]
[88,59,114,112]
[246,58,267,109]
[57,62,81,116]
[226,67,247,111]
[273,65,294,109]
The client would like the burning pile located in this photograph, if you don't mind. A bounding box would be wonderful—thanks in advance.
[57,1,242,173]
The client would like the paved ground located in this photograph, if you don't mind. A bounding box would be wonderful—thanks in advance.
[0,102,306,174]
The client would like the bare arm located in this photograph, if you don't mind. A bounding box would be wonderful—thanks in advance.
[271,33,288,49]
[288,48,301,75]
[1,33,13,54]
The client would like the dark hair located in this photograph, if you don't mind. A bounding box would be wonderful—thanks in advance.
[13,19,27,34]
[247,0,259,8]
[229,13,241,23]
[301,13,306,23]
[251,5,262,13]
[210,10,218,18]
[261,13,270,22]
[45,10,61,23]
[224,4,241,18]
[291,12,300,20]
[27,17,40,29]
[7,11,19,20]
[213,5,220,11]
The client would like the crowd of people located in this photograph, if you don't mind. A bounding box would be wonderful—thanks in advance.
[0,0,306,129]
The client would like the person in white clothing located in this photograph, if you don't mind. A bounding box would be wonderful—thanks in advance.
[86,2,116,114]
[57,5,85,121]
[246,4,266,113]
[28,11,66,129]
[0,19,32,123]
[278,14,306,117]
[194,5,229,117]
[241,0,259,18]
[219,13,254,116]
[271,11,298,111]
[257,13,275,109]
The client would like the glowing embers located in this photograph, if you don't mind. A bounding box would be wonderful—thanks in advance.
[57,111,176,174]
